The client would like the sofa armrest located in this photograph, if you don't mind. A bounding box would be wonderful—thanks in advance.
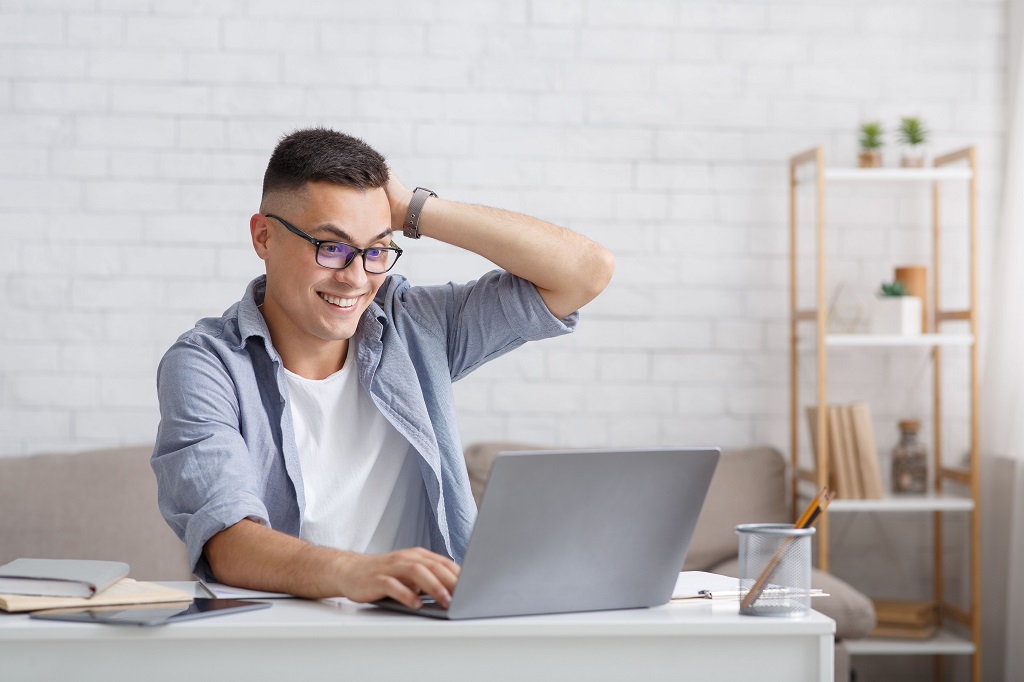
[683,446,791,571]
[0,446,192,581]
[464,442,792,572]
[464,441,542,506]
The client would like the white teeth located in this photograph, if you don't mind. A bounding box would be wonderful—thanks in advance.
[319,292,358,307]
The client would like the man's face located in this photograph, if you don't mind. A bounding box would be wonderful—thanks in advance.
[254,181,393,354]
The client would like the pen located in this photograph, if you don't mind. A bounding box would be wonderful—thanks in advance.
[739,487,834,611]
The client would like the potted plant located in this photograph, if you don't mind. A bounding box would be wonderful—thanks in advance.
[871,280,922,335]
[898,116,928,168]
[858,121,884,168]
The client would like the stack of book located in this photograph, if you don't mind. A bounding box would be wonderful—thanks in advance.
[0,558,190,613]
[806,402,885,499]
[870,599,939,639]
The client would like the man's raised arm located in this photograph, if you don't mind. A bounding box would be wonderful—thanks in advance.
[386,175,615,320]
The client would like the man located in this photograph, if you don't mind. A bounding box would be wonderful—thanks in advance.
[152,128,614,610]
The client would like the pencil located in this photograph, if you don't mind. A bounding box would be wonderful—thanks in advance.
[800,489,835,530]
[739,488,833,611]
[795,487,827,528]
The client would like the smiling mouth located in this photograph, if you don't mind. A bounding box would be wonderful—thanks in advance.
[319,292,359,308]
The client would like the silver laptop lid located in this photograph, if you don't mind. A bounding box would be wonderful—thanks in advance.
[447,447,720,619]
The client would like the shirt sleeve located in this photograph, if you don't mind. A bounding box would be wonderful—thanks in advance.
[151,339,272,578]
[387,269,579,382]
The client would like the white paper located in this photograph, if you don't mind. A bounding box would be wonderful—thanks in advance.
[671,571,826,601]
[199,580,294,599]
[672,571,741,599]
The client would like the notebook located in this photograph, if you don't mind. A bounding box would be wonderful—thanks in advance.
[374,447,720,620]
[0,558,129,598]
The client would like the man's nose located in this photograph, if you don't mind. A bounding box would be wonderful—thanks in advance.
[333,258,368,286]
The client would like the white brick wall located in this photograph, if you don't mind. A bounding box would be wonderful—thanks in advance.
[0,0,1004,484]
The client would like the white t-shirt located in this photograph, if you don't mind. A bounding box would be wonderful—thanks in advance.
[284,343,430,555]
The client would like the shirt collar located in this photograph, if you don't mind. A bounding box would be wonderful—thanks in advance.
[235,275,273,351]
[235,274,389,353]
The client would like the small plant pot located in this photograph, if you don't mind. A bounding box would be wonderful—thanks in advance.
[858,150,882,168]
[900,147,926,168]
[870,296,923,335]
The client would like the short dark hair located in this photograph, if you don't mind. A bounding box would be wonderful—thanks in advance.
[262,127,389,197]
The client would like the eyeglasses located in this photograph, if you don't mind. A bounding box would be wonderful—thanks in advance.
[265,214,403,274]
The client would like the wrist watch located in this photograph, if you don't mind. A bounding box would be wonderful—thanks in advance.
[402,187,437,239]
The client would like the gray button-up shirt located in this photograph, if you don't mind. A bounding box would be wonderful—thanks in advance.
[152,271,577,579]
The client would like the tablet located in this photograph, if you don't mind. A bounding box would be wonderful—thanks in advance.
[30,598,271,626]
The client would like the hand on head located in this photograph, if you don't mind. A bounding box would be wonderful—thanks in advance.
[383,171,414,233]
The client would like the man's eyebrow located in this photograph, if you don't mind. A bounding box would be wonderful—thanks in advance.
[311,224,393,244]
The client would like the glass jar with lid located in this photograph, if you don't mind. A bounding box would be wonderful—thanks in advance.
[892,419,928,494]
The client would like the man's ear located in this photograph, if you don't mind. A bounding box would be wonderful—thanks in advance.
[250,214,271,261]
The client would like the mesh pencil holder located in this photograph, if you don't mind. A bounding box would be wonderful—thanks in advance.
[735,523,815,618]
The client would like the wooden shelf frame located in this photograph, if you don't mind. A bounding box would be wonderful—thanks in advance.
[788,146,981,681]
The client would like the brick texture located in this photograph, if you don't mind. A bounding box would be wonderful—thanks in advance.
[0,0,1002,475]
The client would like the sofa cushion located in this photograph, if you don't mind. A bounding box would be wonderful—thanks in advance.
[463,442,791,572]
[0,445,192,580]
[683,446,790,571]
[710,557,877,639]
[464,441,541,506]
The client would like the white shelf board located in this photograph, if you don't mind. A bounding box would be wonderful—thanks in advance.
[798,483,974,512]
[845,629,975,656]
[799,167,974,183]
[826,492,974,513]
[824,333,974,348]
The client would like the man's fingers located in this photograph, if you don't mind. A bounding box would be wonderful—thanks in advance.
[427,559,459,593]
[407,563,452,608]
[411,547,461,575]
[381,575,422,609]
[406,549,459,594]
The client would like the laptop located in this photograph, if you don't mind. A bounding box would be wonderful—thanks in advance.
[374,447,719,620]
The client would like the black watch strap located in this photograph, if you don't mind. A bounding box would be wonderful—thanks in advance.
[403,187,437,239]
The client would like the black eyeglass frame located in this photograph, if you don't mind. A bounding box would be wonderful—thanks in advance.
[265,213,404,273]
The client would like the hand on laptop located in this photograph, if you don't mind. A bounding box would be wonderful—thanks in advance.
[337,547,460,609]
[205,520,460,606]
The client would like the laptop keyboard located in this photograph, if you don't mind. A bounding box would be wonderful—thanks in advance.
[374,596,449,616]
[418,596,448,613]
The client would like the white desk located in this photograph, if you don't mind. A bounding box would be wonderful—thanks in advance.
[0,583,834,682]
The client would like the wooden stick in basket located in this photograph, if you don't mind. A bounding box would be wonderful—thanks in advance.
[739,487,834,611]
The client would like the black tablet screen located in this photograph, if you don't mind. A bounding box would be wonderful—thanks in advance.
[30,598,271,626]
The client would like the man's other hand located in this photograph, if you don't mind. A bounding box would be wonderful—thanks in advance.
[337,547,460,609]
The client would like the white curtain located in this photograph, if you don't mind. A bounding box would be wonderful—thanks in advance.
[980,1,1024,679]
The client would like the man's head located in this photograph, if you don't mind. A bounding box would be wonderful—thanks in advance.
[260,127,389,204]
[251,128,395,376]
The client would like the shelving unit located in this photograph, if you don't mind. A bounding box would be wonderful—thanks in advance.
[788,147,980,680]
